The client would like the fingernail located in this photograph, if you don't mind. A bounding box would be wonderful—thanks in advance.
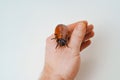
[76,23,86,30]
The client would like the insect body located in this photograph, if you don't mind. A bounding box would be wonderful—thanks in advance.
[52,24,71,48]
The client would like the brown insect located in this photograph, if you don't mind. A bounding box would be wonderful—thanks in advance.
[52,24,71,48]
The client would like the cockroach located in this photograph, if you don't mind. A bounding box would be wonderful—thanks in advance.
[52,24,71,48]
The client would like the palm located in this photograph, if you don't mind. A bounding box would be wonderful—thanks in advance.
[45,38,80,79]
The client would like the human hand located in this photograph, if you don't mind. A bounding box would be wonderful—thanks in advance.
[40,21,94,80]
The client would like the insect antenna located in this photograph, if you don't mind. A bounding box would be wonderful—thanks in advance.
[51,37,56,40]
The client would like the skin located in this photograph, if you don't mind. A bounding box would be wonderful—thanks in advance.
[40,21,94,80]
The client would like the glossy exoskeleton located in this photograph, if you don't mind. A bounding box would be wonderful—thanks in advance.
[52,24,71,48]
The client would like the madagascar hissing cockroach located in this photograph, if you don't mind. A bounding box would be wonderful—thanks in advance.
[52,24,71,48]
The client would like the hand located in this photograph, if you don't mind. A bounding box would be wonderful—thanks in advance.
[40,21,94,80]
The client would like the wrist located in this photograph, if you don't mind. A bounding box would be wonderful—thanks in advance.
[40,73,64,80]
[40,68,64,80]
[40,65,74,80]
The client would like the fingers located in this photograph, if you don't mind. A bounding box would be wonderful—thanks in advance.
[83,31,94,41]
[86,24,94,34]
[67,21,94,52]
[81,25,94,51]
[67,21,94,35]
[80,40,91,51]
[69,22,87,50]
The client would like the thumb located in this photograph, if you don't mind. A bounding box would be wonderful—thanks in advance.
[69,22,87,50]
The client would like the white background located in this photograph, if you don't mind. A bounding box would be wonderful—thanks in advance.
[0,0,120,80]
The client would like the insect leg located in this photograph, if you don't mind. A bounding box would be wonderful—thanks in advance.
[66,43,69,48]
[56,43,59,48]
